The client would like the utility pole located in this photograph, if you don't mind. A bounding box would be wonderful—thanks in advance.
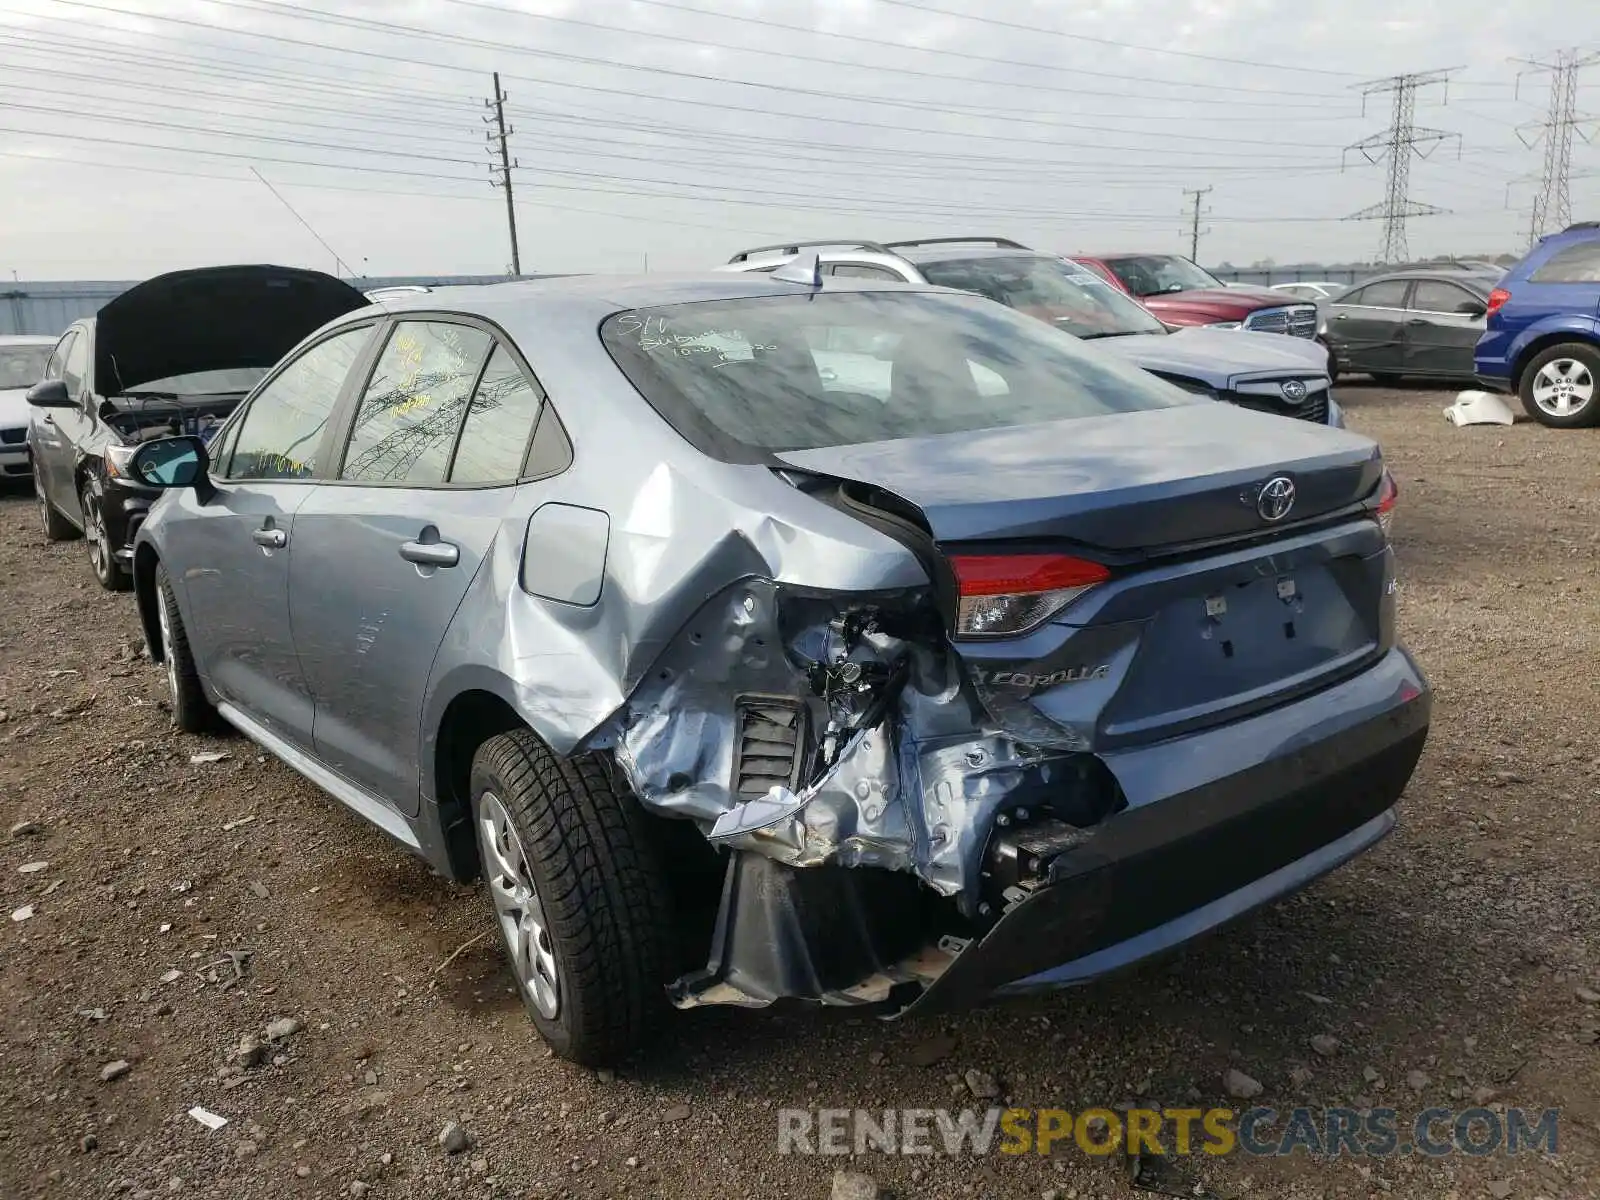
[1512,49,1600,247]
[1183,186,1212,260]
[485,72,521,277]
[1342,69,1462,264]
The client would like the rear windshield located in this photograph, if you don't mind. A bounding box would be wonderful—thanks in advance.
[599,291,1196,458]
[917,255,1168,339]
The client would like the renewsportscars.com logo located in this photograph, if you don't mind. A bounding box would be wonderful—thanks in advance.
[777,1106,1560,1159]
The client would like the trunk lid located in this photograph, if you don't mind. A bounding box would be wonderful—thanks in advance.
[776,402,1382,553]
[94,264,370,395]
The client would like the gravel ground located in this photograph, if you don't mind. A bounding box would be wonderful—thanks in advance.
[2,383,1598,1200]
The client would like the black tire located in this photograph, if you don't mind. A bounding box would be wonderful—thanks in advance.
[35,471,76,542]
[1517,341,1600,428]
[80,475,131,592]
[470,730,675,1066]
[155,563,218,734]
[1370,372,1404,387]
[1317,337,1339,383]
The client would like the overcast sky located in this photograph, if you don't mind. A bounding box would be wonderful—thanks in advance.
[2,0,1599,280]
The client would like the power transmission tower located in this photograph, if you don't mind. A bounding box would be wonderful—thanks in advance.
[1183,186,1212,260]
[1342,69,1462,264]
[1512,49,1600,247]
[485,72,522,277]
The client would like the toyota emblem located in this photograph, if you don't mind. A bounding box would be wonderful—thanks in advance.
[1280,379,1309,404]
[1256,476,1296,522]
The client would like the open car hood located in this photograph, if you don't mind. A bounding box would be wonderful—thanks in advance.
[94,265,369,394]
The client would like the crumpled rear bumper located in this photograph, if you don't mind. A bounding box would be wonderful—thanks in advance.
[895,645,1430,1015]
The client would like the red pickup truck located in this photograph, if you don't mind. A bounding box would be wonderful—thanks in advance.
[1070,253,1320,339]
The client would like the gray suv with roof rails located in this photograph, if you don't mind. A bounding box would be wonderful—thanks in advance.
[719,238,1344,426]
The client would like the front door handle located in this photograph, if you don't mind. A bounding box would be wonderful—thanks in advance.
[252,527,288,549]
[1406,317,1428,326]
[1332,313,1350,320]
[400,539,459,568]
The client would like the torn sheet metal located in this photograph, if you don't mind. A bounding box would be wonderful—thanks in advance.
[608,576,1104,902]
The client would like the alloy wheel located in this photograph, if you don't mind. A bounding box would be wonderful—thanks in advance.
[1531,357,1595,419]
[156,586,179,707]
[34,476,50,534]
[477,790,560,1018]
[83,488,109,578]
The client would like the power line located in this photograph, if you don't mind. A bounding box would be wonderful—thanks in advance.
[485,72,522,276]
[1343,69,1463,263]
[1512,48,1600,246]
[864,0,1364,77]
[1183,186,1213,259]
[226,0,1356,104]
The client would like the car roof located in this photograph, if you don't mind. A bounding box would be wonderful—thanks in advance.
[1348,269,1498,286]
[352,271,947,324]
[0,334,58,346]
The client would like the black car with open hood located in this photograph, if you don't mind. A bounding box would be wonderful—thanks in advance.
[27,263,370,592]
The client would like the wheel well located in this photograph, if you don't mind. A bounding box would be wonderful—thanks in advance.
[132,544,162,661]
[1512,332,1600,391]
[432,690,527,881]
[429,691,725,969]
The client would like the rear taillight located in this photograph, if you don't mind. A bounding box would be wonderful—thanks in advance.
[1374,469,1398,537]
[1486,287,1510,316]
[948,553,1111,639]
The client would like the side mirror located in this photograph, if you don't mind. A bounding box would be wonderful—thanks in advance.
[1456,300,1487,317]
[129,435,210,490]
[25,379,73,408]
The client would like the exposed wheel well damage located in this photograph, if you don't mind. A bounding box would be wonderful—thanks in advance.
[432,689,526,882]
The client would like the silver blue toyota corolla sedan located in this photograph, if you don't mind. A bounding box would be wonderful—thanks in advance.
[124,262,1430,1065]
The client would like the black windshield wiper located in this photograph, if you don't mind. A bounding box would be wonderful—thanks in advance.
[1075,329,1156,340]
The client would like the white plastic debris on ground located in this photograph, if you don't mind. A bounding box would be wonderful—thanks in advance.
[1445,390,1516,427]
[187,1106,229,1130]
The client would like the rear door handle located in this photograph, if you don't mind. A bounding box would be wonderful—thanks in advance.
[400,539,459,568]
[252,527,287,549]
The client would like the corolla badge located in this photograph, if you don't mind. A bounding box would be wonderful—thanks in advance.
[1280,379,1309,404]
[1256,476,1296,522]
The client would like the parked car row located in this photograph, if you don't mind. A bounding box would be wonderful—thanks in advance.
[720,237,1344,426]
[11,249,1429,1066]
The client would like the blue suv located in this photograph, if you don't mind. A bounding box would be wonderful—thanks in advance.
[1474,222,1600,427]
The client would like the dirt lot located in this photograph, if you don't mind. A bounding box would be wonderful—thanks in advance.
[2,383,1598,1200]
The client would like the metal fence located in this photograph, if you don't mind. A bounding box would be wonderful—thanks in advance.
[1,274,523,337]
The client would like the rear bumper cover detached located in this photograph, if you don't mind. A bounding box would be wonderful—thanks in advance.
[903,644,1430,1013]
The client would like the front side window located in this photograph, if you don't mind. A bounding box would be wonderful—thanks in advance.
[62,331,90,395]
[341,321,492,484]
[1530,241,1600,284]
[1409,280,1480,314]
[601,291,1197,458]
[226,325,372,481]
[1103,255,1221,297]
[43,332,74,382]
[919,256,1168,339]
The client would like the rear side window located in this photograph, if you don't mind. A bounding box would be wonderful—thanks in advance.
[341,321,492,484]
[600,291,1196,459]
[830,263,904,281]
[448,345,546,484]
[1530,240,1600,283]
[1345,279,1409,308]
[226,325,371,481]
